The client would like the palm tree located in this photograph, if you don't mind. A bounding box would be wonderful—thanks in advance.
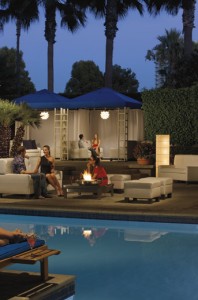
[147,0,196,58]
[146,28,184,87]
[40,0,87,92]
[87,0,145,88]
[0,99,20,157]
[0,0,39,96]
[0,100,40,158]
[10,103,41,157]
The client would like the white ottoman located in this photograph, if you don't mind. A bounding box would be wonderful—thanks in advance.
[108,174,131,192]
[124,180,161,203]
[139,177,173,199]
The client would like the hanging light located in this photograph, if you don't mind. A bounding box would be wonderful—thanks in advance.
[100,110,110,120]
[40,111,49,120]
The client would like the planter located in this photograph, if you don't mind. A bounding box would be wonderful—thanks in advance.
[137,158,151,165]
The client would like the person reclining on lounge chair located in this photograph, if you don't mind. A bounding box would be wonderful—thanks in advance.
[0,227,26,246]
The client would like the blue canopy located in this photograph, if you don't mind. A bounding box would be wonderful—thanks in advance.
[69,87,142,109]
[14,89,72,109]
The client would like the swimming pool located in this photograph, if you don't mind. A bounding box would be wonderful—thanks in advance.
[1,214,198,300]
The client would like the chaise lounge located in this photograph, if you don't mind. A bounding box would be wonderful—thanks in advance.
[0,239,60,281]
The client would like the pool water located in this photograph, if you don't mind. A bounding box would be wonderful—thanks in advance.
[1,215,198,300]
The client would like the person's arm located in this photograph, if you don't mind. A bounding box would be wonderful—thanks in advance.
[33,157,41,173]
[0,227,26,241]
[51,157,55,173]
[92,167,97,179]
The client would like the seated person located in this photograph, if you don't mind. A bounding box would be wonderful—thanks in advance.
[12,146,50,199]
[87,156,108,186]
[78,134,89,148]
[35,145,64,197]
[0,227,26,246]
[91,133,101,156]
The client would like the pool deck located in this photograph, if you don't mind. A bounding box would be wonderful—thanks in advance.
[0,159,197,224]
[0,181,198,224]
[0,270,75,300]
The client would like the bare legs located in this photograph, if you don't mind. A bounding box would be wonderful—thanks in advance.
[46,173,64,196]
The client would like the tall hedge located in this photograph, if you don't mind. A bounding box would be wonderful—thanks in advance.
[142,85,198,146]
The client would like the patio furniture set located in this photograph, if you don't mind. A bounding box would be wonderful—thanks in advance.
[0,153,198,202]
[63,154,198,202]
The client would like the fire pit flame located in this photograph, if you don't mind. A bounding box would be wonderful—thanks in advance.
[83,170,92,181]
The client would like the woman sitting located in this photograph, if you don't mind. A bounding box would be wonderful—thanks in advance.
[87,156,108,186]
[91,133,101,156]
[35,145,64,196]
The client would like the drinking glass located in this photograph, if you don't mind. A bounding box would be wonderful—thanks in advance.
[26,233,37,255]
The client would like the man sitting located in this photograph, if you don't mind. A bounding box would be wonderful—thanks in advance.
[78,134,89,148]
[13,146,50,199]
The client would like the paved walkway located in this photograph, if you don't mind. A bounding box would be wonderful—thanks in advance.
[0,182,198,224]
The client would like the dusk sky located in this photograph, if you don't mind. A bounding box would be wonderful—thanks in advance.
[1,6,198,93]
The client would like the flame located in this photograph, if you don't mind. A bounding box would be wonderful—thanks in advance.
[83,170,92,181]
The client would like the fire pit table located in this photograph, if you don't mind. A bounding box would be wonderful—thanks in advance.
[63,180,114,200]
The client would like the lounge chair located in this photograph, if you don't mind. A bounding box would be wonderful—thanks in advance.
[0,239,60,281]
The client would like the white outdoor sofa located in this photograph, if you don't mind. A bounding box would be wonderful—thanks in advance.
[69,141,92,159]
[0,151,62,197]
[158,154,198,182]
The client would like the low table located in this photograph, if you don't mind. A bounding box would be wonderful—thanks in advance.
[63,183,114,199]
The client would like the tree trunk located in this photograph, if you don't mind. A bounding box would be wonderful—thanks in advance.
[182,0,195,58]
[10,125,25,157]
[104,0,118,88]
[105,38,114,88]
[48,41,54,92]
[16,19,21,96]
[45,4,56,92]
[0,125,11,158]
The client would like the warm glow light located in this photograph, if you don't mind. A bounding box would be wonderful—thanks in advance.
[40,111,49,120]
[82,230,92,238]
[83,170,92,181]
[156,135,170,176]
[100,110,110,119]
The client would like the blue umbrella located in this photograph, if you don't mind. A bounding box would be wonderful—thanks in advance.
[14,89,72,109]
[69,87,142,109]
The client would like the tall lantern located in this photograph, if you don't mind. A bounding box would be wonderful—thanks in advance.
[156,135,170,177]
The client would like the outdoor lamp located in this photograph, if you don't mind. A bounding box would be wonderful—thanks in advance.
[40,111,49,120]
[100,110,110,120]
[156,134,170,176]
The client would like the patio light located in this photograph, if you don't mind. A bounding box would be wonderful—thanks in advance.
[40,111,49,120]
[100,110,110,120]
[156,134,170,176]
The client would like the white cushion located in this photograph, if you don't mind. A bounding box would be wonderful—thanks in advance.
[139,177,173,185]
[174,155,198,168]
[124,180,161,189]
[0,174,34,194]
[0,158,13,174]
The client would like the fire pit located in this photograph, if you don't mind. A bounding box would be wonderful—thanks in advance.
[76,170,102,185]
[76,179,101,185]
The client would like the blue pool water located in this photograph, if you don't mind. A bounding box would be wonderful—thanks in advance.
[1,215,198,300]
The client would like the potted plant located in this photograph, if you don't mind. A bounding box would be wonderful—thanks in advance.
[133,141,155,165]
